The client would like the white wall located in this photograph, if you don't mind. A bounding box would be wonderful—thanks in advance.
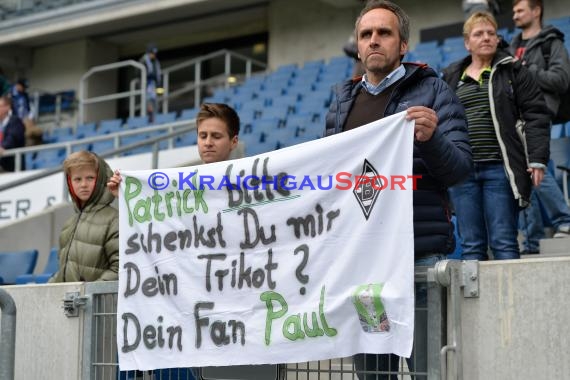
[0,282,85,380]
[268,0,360,69]
[29,40,88,93]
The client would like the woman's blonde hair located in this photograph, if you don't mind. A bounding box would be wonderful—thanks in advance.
[463,11,498,38]
[63,151,99,176]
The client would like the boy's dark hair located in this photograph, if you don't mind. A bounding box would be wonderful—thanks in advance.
[197,103,240,138]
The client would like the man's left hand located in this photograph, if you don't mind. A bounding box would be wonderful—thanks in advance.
[406,106,438,142]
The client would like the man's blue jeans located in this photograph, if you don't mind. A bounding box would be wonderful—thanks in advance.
[448,162,520,261]
[354,254,445,380]
[519,171,570,251]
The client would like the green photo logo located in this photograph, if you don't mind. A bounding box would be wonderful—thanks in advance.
[352,283,390,333]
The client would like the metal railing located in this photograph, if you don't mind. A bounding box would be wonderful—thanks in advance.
[79,261,470,379]
[0,118,198,197]
[79,60,147,125]
[161,49,266,112]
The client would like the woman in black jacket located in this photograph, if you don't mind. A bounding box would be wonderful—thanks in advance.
[441,11,550,261]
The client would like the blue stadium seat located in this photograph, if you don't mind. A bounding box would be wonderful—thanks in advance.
[288,80,315,95]
[154,112,177,125]
[33,148,66,169]
[46,126,74,143]
[546,16,570,28]
[238,108,257,128]
[72,142,92,152]
[271,126,298,148]
[174,132,197,148]
[179,108,199,120]
[251,118,281,134]
[75,122,98,139]
[259,106,290,125]
[413,40,439,52]
[98,118,123,134]
[91,139,116,154]
[126,115,150,129]
[286,113,315,130]
[120,134,151,155]
[0,249,39,285]
[245,136,279,156]
[240,98,267,115]
[270,94,299,109]
[15,247,59,284]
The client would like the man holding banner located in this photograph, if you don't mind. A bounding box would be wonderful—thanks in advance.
[325,0,472,378]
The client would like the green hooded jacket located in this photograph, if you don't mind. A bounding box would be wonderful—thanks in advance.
[49,154,119,282]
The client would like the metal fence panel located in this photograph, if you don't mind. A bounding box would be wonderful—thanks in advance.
[82,266,447,380]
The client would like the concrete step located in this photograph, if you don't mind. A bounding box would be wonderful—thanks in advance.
[539,237,570,257]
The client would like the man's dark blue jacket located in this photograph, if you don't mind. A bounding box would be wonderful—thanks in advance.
[325,63,472,259]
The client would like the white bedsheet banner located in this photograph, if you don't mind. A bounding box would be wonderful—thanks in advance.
[117,111,416,370]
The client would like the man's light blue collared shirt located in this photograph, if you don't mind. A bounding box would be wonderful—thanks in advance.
[361,64,405,95]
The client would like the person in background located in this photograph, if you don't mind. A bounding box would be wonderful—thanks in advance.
[49,151,119,282]
[462,0,501,18]
[441,11,550,261]
[343,35,366,77]
[325,1,472,378]
[11,78,43,146]
[510,0,570,249]
[140,43,162,122]
[0,95,26,172]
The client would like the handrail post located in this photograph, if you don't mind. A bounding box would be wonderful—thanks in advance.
[55,94,62,128]
[79,60,147,124]
[194,62,201,109]
[224,52,231,89]
[162,72,170,114]
[0,288,17,380]
[129,79,139,119]
[246,60,252,79]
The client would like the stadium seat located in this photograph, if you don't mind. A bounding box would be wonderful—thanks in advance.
[154,112,177,125]
[45,126,74,143]
[179,108,199,120]
[126,115,150,129]
[0,249,39,285]
[91,139,116,154]
[259,105,290,125]
[75,122,98,139]
[33,148,66,169]
[245,136,279,156]
[15,247,59,284]
[174,132,197,148]
[98,118,123,134]
[120,134,151,155]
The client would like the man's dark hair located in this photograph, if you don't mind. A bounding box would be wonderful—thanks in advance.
[354,0,410,44]
[513,0,543,25]
[197,103,240,138]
